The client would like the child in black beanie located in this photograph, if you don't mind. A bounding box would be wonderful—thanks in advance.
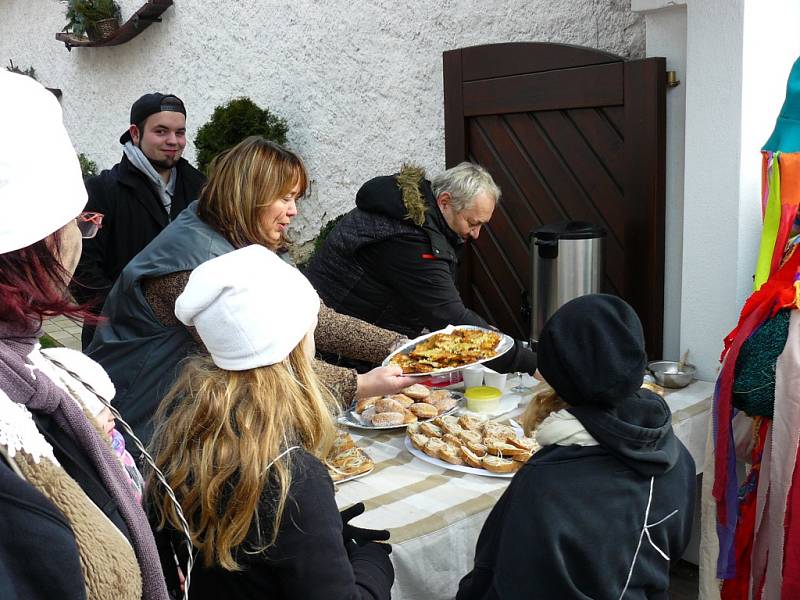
[457,294,695,600]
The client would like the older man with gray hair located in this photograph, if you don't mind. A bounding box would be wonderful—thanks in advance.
[306,162,536,374]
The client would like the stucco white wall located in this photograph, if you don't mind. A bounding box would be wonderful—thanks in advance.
[634,0,800,380]
[0,0,643,247]
[634,1,687,361]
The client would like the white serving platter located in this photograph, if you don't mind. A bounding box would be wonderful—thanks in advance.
[338,393,465,431]
[382,325,514,377]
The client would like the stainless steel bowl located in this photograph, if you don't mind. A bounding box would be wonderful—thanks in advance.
[647,360,696,389]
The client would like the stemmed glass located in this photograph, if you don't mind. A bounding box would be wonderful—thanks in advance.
[510,371,537,394]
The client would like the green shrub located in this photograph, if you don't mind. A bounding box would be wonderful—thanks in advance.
[314,214,345,255]
[78,153,98,178]
[63,0,121,38]
[194,97,288,174]
[6,60,36,80]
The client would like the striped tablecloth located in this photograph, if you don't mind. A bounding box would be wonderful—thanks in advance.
[335,426,511,600]
[334,380,714,600]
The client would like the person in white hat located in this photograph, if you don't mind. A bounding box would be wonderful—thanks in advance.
[147,245,394,599]
[0,71,169,599]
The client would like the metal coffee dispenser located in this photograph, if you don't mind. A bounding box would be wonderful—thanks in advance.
[529,221,606,347]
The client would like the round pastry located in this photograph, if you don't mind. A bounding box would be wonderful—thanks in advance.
[438,444,465,465]
[409,433,430,450]
[465,440,488,456]
[409,402,438,418]
[402,383,432,401]
[458,415,486,431]
[482,455,519,473]
[458,429,483,446]
[460,445,484,469]
[429,389,452,403]
[436,415,460,429]
[442,433,462,447]
[331,432,356,454]
[375,397,405,414]
[513,450,534,463]
[419,421,443,438]
[406,422,421,435]
[439,418,463,436]
[485,439,527,458]
[430,395,459,415]
[371,411,405,427]
[483,422,516,439]
[403,409,419,424]
[508,436,538,452]
[424,437,448,458]
[355,395,380,414]
[391,393,415,408]
[360,407,376,425]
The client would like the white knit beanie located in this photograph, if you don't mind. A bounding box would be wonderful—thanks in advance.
[0,71,87,254]
[175,245,320,370]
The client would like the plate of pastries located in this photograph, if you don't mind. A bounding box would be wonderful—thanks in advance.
[403,415,538,478]
[339,384,464,430]
[383,325,514,376]
[325,431,374,484]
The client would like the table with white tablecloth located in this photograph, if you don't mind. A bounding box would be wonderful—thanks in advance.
[334,380,714,600]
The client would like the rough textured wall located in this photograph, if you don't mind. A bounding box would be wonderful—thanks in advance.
[0,0,643,248]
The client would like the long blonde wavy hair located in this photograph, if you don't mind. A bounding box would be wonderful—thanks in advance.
[519,385,569,436]
[197,136,308,251]
[145,334,338,571]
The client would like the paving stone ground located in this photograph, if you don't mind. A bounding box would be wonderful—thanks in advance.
[43,315,83,350]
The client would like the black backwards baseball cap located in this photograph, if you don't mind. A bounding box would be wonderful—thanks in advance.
[119,92,187,144]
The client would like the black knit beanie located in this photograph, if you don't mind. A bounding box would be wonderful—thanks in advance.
[537,294,646,407]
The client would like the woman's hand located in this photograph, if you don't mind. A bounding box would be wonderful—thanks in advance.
[356,365,416,399]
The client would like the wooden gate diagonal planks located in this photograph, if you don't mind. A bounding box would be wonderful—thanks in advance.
[443,42,666,357]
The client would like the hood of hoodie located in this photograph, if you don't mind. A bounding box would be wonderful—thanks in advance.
[355,165,463,257]
[568,389,681,476]
[538,294,647,408]
[537,294,680,476]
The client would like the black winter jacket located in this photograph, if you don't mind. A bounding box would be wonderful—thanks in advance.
[458,294,696,599]
[0,455,86,599]
[306,170,536,374]
[456,391,696,600]
[73,154,205,347]
[156,449,393,600]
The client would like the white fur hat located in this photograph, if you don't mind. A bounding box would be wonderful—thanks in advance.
[175,245,320,370]
[0,72,87,254]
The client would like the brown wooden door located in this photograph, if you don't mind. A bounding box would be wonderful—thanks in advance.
[443,42,665,357]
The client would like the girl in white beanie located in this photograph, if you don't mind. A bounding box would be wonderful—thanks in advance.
[146,245,394,600]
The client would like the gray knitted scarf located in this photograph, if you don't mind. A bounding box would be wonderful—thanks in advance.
[123,141,177,217]
[0,320,169,600]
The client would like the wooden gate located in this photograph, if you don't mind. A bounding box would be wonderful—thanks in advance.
[443,42,665,357]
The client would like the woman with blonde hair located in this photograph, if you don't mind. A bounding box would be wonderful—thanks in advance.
[88,136,414,450]
[147,245,394,599]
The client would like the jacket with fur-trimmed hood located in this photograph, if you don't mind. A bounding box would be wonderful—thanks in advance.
[457,295,696,599]
[305,165,536,373]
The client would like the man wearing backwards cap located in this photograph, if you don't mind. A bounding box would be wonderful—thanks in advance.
[73,92,206,349]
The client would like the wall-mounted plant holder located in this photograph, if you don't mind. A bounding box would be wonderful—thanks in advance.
[55,0,173,51]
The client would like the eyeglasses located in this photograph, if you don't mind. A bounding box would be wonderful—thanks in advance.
[76,211,104,239]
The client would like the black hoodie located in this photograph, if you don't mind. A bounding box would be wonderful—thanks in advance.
[457,295,695,599]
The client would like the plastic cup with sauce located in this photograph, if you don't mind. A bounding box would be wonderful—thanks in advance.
[465,386,502,414]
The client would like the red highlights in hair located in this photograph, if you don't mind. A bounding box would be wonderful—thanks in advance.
[0,234,95,327]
